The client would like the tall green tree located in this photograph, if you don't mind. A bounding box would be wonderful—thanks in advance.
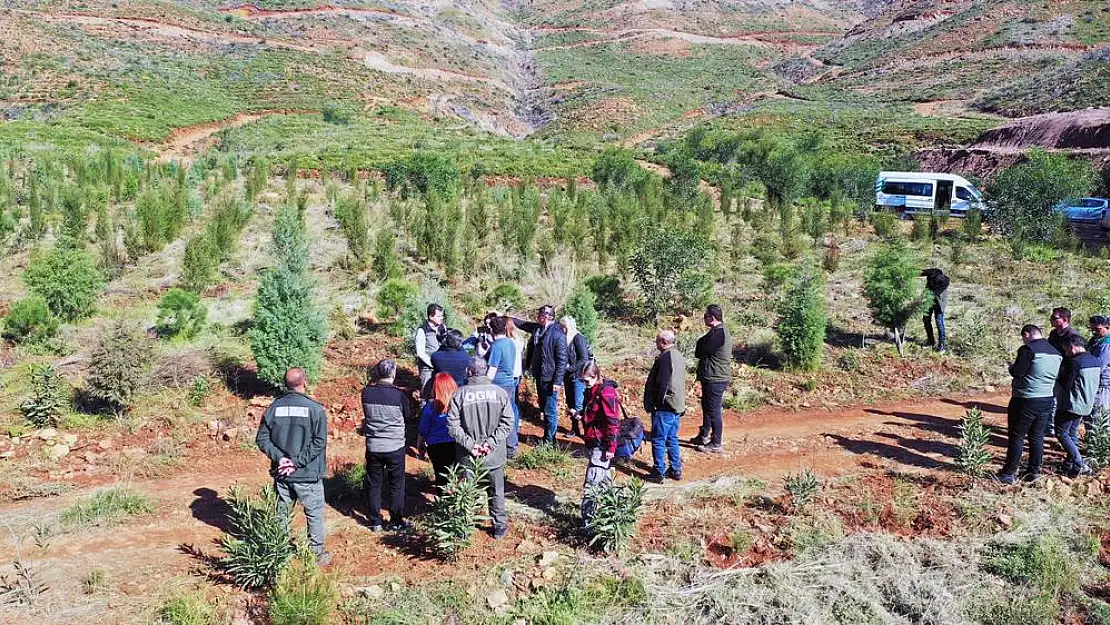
[250,203,328,385]
[629,225,711,321]
[863,243,922,357]
[777,265,828,371]
[987,149,1096,244]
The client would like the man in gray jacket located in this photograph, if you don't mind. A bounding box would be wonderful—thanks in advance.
[447,356,515,539]
[256,367,331,565]
[361,359,413,531]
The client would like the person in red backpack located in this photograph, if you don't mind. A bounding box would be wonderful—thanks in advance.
[579,361,621,526]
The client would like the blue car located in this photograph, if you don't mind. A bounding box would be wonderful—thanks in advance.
[1054,197,1108,223]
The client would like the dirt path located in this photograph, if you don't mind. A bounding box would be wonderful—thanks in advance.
[153,109,317,159]
[0,390,1013,624]
[532,27,776,52]
[219,4,415,23]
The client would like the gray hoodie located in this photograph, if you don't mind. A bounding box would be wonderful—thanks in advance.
[446,376,514,469]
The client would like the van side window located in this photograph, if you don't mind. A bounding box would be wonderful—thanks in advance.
[882,181,933,196]
[956,187,975,201]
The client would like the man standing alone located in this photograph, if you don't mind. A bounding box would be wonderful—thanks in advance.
[255,368,331,565]
[691,305,732,453]
[999,325,1062,484]
[920,268,949,353]
[645,330,685,482]
[447,357,515,539]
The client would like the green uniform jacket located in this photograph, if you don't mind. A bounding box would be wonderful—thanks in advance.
[256,391,328,483]
[447,376,514,469]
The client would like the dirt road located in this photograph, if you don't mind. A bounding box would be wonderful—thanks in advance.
[0,390,1015,623]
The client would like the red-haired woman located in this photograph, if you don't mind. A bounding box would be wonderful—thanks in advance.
[418,373,459,487]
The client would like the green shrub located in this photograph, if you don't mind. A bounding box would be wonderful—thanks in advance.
[564,285,599,345]
[186,375,210,407]
[375,278,418,322]
[321,103,353,126]
[630,225,711,320]
[984,534,1078,597]
[783,468,821,512]
[250,204,328,385]
[158,591,217,625]
[762,262,798,293]
[1085,409,1110,469]
[863,243,922,356]
[510,442,574,471]
[973,590,1058,625]
[964,208,983,241]
[987,149,1097,244]
[2,296,59,343]
[869,211,896,239]
[777,268,827,372]
[586,478,645,555]
[156,289,207,339]
[333,190,369,268]
[59,487,153,530]
[180,234,220,293]
[24,247,105,321]
[426,461,491,561]
[20,364,69,427]
[269,552,337,625]
[371,228,401,280]
[486,283,525,312]
[219,486,295,589]
[382,152,460,199]
[584,275,623,317]
[86,321,154,412]
[957,406,992,477]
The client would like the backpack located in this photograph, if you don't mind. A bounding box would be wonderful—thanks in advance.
[613,405,644,459]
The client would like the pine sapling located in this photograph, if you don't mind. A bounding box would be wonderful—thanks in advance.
[1085,409,1110,470]
[957,406,993,477]
[426,461,491,561]
[586,477,645,555]
[783,469,821,513]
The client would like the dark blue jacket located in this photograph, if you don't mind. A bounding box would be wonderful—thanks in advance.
[432,346,471,388]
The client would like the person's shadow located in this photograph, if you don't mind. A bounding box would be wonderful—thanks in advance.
[189,487,233,532]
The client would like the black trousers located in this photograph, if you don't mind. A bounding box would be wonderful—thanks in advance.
[365,447,406,526]
[698,381,729,445]
[426,442,456,488]
[1000,396,1054,477]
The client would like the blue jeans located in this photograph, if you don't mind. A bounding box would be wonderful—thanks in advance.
[651,411,682,476]
[565,373,586,415]
[923,306,946,347]
[1055,413,1085,467]
[539,380,560,443]
[499,379,522,456]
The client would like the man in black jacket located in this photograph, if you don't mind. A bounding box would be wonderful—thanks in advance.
[1048,307,1083,355]
[645,330,686,482]
[512,305,568,444]
[256,368,331,565]
[691,304,732,453]
[920,268,949,353]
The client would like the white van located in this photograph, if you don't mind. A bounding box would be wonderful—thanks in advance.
[875,172,986,218]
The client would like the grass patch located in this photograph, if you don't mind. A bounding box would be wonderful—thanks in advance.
[158,590,218,625]
[58,487,154,530]
[510,442,574,471]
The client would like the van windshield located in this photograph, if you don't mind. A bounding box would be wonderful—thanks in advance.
[882,181,933,197]
[956,187,979,201]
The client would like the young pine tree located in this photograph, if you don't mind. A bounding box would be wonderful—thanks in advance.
[777,265,828,371]
[250,204,328,385]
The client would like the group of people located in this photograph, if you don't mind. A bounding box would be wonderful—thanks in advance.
[1003,308,1110,484]
[253,302,738,562]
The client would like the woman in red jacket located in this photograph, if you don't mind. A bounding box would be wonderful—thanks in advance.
[579,362,622,526]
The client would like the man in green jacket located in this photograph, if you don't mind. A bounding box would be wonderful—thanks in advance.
[691,304,732,453]
[256,368,331,565]
[447,356,515,539]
